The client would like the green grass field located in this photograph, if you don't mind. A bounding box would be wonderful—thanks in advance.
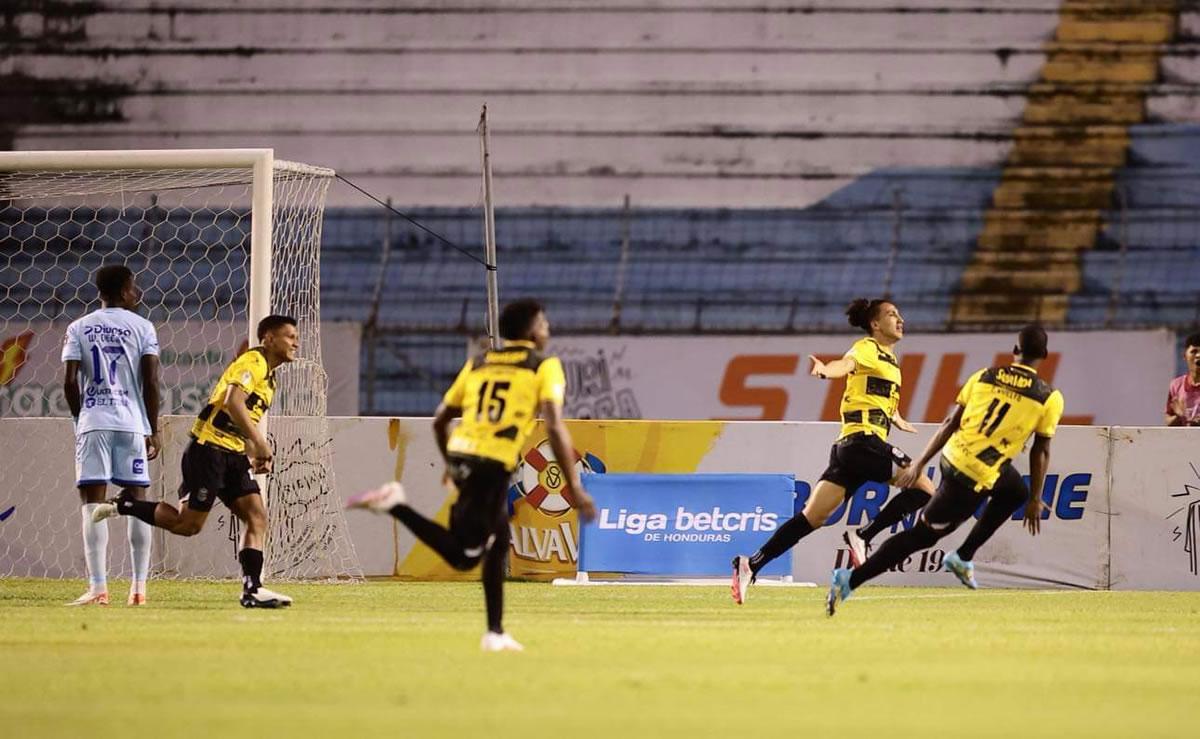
[2,579,1197,738]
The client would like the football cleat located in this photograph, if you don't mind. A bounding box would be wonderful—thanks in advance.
[345,481,407,513]
[942,551,978,590]
[843,529,870,568]
[91,502,119,523]
[240,587,293,609]
[127,591,146,606]
[825,568,853,617]
[730,555,754,605]
[66,590,109,607]
[480,632,524,652]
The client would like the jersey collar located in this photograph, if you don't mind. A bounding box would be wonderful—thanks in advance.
[1012,362,1038,374]
[501,340,537,349]
[867,337,897,357]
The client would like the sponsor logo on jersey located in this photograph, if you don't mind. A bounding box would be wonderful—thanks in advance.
[995,368,1034,389]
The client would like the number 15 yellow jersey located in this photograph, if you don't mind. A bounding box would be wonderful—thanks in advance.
[942,363,1064,491]
[443,340,567,471]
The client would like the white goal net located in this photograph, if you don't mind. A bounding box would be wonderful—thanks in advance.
[0,150,362,582]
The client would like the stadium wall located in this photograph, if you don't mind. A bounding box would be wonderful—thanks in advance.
[0,321,361,418]
[553,331,1175,425]
[3,416,1198,590]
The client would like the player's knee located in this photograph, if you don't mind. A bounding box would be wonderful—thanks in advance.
[243,508,268,534]
[446,534,490,570]
[176,520,203,537]
[911,518,944,548]
[490,522,511,549]
[448,552,481,571]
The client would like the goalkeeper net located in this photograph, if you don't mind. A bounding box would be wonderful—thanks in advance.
[0,150,362,581]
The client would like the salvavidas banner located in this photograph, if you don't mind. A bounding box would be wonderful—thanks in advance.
[551,331,1174,426]
[578,474,794,577]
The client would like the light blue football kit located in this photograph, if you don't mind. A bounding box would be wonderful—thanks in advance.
[62,308,159,487]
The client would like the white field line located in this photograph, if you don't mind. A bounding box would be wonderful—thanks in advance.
[852,589,1096,602]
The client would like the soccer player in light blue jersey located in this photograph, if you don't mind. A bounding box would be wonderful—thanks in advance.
[61,265,161,606]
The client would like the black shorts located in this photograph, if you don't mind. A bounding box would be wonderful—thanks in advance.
[446,454,514,550]
[819,433,913,495]
[921,460,1028,532]
[179,438,261,513]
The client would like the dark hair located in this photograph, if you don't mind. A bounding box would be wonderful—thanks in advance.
[499,299,544,341]
[95,264,133,302]
[256,314,297,340]
[1186,333,1200,350]
[845,298,893,333]
[1017,324,1048,360]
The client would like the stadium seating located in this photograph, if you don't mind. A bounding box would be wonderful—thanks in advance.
[4,130,1199,414]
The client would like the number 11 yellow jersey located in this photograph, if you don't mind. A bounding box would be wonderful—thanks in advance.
[443,340,567,471]
[942,363,1064,491]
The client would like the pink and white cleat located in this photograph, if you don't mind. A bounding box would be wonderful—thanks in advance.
[66,591,110,607]
[480,632,524,652]
[843,529,870,569]
[345,481,407,513]
[730,555,754,605]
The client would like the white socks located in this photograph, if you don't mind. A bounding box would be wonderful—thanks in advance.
[127,517,151,595]
[80,503,153,595]
[80,504,109,593]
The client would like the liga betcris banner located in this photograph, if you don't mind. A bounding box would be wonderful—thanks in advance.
[578,474,795,577]
[552,330,1175,426]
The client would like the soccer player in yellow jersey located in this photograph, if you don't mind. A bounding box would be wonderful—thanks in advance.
[94,315,300,609]
[347,299,597,652]
[826,325,1064,615]
[731,298,934,604]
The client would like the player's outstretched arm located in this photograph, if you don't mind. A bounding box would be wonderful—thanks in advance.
[225,386,272,473]
[895,404,964,489]
[809,354,856,380]
[1024,435,1052,535]
[540,399,596,522]
[141,354,161,459]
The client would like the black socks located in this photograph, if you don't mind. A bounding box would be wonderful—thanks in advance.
[239,548,264,594]
[858,488,932,543]
[849,522,940,589]
[749,514,815,575]
[116,496,160,527]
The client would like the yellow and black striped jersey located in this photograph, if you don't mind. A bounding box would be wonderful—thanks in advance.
[838,337,902,441]
[942,363,1065,491]
[443,340,566,471]
[191,348,275,453]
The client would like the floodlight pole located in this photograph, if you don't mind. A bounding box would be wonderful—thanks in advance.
[479,105,501,350]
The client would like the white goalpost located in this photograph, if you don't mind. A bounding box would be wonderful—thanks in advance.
[0,148,362,581]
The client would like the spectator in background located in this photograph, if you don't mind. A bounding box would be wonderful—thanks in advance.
[1165,333,1200,427]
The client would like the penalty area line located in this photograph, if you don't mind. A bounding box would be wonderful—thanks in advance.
[852,589,1094,602]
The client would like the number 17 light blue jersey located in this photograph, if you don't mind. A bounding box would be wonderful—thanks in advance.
[61,307,160,435]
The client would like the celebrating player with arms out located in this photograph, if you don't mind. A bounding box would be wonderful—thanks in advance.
[826,325,1064,615]
[63,265,161,606]
[94,315,300,608]
[731,298,935,603]
[347,299,596,652]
